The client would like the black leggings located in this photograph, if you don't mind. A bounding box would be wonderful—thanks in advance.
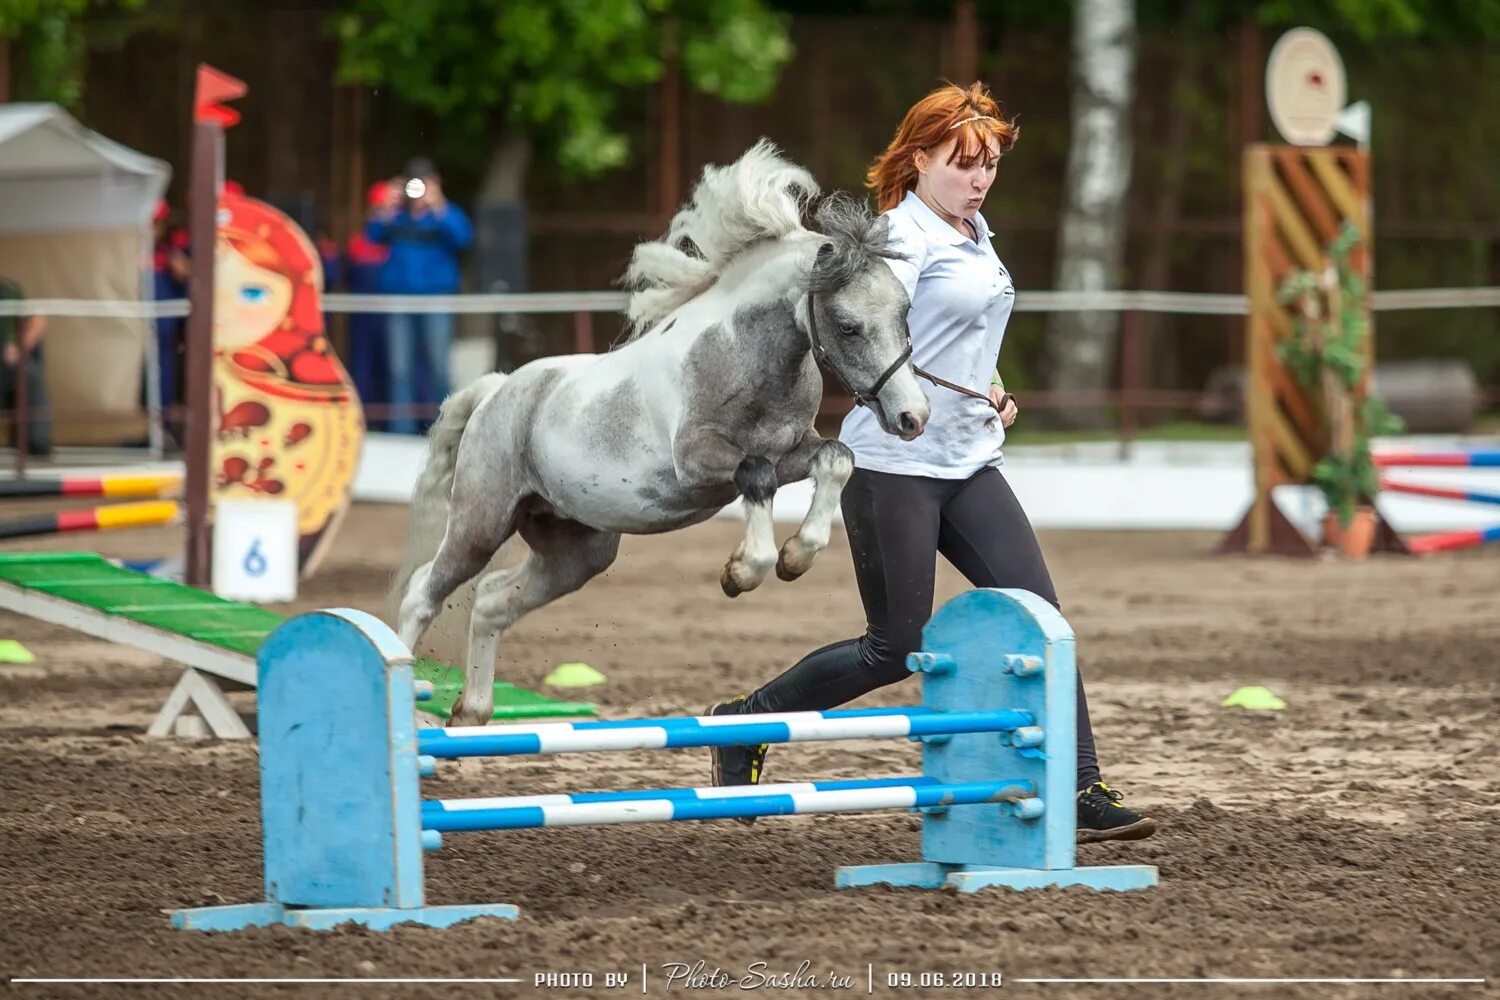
[744,466,1101,790]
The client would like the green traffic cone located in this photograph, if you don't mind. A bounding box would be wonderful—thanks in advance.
[0,640,35,664]
[1221,685,1286,712]
[545,662,606,688]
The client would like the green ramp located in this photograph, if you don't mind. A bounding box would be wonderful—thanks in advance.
[0,552,596,722]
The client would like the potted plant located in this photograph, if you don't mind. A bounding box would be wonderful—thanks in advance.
[1276,221,1404,558]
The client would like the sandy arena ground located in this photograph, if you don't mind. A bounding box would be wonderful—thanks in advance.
[1,502,1496,999]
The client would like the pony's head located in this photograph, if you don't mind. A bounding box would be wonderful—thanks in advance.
[806,194,929,440]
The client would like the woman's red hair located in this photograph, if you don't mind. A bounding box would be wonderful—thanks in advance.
[866,82,1018,213]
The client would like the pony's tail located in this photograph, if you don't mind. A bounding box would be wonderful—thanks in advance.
[388,372,507,617]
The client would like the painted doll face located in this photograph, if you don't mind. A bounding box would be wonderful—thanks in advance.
[215,237,293,347]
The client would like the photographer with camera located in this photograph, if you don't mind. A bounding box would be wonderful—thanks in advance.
[365,157,472,434]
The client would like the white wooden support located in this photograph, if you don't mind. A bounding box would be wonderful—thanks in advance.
[147,668,253,740]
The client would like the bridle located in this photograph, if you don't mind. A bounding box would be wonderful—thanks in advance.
[805,290,1013,414]
[805,290,911,407]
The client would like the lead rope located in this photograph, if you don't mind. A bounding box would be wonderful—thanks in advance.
[912,365,1013,415]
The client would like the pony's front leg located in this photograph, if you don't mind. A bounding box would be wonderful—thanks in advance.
[721,455,780,597]
[674,430,777,598]
[775,435,854,582]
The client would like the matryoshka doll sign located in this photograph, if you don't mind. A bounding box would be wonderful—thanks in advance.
[211,191,364,577]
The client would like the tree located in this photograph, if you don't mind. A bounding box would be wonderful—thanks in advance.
[0,0,143,106]
[1044,0,1137,427]
[331,0,793,205]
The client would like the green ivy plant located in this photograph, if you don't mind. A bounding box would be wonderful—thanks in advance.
[1275,220,1404,530]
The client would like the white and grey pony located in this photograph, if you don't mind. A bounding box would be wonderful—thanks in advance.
[392,140,930,726]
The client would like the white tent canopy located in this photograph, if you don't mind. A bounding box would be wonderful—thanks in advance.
[0,103,169,234]
[0,103,171,446]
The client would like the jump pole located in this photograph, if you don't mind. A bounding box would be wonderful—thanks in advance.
[0,473,181,500]
[1376,449,1500,553]
[0,500,181,540]
[172,588,1157,932]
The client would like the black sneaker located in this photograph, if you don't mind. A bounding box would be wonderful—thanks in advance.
[706,697,769,824]
[1076,782,1158,843]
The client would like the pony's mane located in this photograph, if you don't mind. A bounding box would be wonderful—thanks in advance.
[806,193,905,294]
[621,139,818,337]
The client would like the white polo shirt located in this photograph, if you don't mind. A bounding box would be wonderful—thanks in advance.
[839,190,1016,479]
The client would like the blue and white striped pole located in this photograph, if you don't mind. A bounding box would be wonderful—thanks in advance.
[417,706,1034,759]
[422,777,1037,831]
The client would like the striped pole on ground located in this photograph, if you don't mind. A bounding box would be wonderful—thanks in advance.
[1373,450,1500,468]
[1405,525,1500,554]
[0,473,182,499]
[416,706,1035,759]
[422,777,1036,832]
[1379,479,1500,507]
[0,500,181,540]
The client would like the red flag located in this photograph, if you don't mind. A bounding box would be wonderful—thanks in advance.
[194,64,247,127]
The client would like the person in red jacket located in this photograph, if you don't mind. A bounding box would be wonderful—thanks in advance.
[344,180,395,429]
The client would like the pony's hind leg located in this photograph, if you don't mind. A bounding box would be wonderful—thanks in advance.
[397,479,521,653]
[451,514,621,727]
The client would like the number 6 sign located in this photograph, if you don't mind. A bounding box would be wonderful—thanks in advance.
[213,499,299,602]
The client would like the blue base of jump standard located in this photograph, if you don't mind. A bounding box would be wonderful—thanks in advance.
[835,588,1157,895]
[171,590,1155,932]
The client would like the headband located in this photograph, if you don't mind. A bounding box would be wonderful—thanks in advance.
[947,114,998,130]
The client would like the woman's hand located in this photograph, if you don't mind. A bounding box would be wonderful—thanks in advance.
[989,383,1018,428]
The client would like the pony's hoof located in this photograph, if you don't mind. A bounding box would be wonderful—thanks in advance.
[720,561,766,598]
[448,705,492,728]
[776,538,816,581]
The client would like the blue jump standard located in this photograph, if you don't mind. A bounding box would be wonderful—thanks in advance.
[172,590,1156,932]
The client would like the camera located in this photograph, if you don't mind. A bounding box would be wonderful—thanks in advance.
[402,157,436,202]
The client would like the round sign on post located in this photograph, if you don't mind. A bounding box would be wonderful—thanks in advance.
[1265,27,1347,146]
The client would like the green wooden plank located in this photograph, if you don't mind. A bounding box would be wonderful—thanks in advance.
[123,604,286,637]
[195,630,277,657]
[411,658,596,720]
[0,553,142,586]
[0,550,597,720]
[32,578,220,611]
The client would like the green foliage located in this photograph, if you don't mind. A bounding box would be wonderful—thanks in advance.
[332,0,791,177]
[1311,396,1403,529]
[1276,221,1407,528]
[1253,0,1500,40]
[0,0,143,107]
[1310,450,1372,529]
[1275,221,1371,394]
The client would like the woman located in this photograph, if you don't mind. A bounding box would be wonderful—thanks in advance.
[708,82,1156,843]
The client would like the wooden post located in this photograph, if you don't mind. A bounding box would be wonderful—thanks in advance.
[573,312,594,355]
[1117,309,1140,460]
[13,328,28,478]
[658,25,681,225]
[1220,144,1387,556]
[952,1,979,85]
[184,65,246,588]
[183,120,220,588]
[1225,17,1263,369]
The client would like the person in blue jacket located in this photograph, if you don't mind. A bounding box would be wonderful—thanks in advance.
[365,157,472,434]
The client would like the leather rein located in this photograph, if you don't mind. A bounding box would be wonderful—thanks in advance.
[805,290,1013,415]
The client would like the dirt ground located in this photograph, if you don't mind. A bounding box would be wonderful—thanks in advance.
[1,502,1496,1000]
